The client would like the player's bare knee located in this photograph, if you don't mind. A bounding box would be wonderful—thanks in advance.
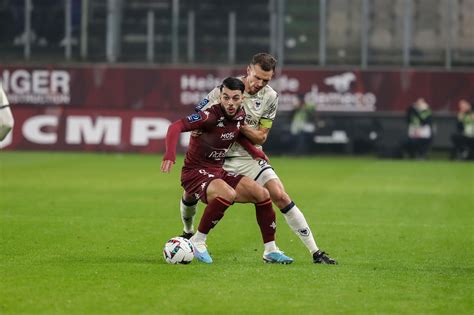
[270,189,291,209]
[219,186,236,202]
[244,182,269,203]
[207,179,236,203]
[257,187,270,202]
[182,191,197,203]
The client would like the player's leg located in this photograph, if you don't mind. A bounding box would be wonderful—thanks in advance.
[179,191,198,239]
[190,179,235,264]
[234,176,293,264]
[264,178,337,264]
[224,158,335,263]
[225,159,319,253]
[234,176,276,248]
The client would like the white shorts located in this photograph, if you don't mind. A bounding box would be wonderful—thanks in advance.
[223,157,279,186]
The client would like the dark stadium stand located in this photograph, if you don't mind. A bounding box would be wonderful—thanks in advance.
[0,0,472,66]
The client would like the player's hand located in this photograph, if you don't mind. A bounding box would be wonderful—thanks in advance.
[240,124,251,132]
[161,160,174,173]
[255,150,269,162]
[191,130,203,137]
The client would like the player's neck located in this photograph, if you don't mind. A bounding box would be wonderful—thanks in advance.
[242,76,254,96]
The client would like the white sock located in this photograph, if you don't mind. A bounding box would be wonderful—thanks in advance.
[180,199,197,233]
[263,241,278,254]
[282,204,319,254]
[193,231,207,243]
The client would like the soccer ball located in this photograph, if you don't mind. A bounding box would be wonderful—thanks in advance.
[163,237,194,264]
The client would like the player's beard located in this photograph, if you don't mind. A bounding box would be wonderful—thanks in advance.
[221,104,240,120]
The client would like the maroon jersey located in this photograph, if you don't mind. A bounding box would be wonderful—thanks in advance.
[163,103,267,203]
[182,104,246,169]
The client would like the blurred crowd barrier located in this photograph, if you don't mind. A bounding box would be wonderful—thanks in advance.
[0,0,473,68]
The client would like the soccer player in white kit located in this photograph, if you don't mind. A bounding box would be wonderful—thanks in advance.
[179,53,336,264]
[0,83,14,141]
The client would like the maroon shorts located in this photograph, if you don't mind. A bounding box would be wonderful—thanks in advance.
[181,167,243,204]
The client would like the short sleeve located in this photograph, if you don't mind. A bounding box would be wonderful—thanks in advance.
[195,87,221,111]
[261,93,278,124]
[181,110,213,131]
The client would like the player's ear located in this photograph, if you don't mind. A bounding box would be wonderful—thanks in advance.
[246,66,251,76]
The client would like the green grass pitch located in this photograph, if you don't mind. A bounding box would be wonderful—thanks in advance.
[1,151,473,314]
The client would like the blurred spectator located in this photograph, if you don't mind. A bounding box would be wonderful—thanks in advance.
[400,98,433,159]
[290,94,315,154]
[450,99,474,160]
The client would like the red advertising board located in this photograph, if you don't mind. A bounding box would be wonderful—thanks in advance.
[1,65,473,111]
[1,64,473,152]
[1,108,186,153]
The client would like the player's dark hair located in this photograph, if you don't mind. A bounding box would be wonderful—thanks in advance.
[220,77,245,93]
[251,53,277,72]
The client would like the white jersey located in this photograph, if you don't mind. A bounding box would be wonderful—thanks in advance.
[198,77,278,158]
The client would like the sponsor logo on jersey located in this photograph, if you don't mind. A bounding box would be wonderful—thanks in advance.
[186,113,202,123]
[217,116,225,128]
[220,132,235,141]
[195,98,209,112]
[208,150,227,159]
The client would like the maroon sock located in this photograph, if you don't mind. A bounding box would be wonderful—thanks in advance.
[255,199,276,243]
[197,197,232,234]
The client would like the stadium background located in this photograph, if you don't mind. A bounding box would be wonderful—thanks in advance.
[0,0,473,155]
[1,1,473,314]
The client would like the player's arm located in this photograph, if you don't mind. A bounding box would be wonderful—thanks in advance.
[236,134,269,162]
[239,122,271,145]
[240,93,278,145]
[161,113,208,173]
[161,120,184,173]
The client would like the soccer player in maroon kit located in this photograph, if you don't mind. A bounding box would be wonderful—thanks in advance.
[161,77,293,264]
